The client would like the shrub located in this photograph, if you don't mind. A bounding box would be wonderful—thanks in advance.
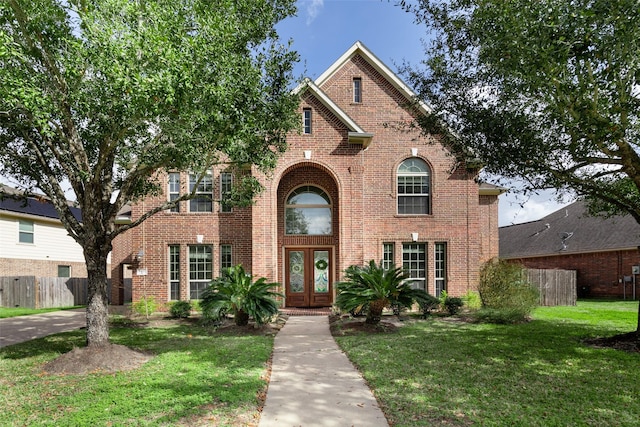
[132,296,158,317]
[444,296,464,315]
[462,290,482,310]
[169,300,192,318]
[336,260,430,325]
[418,294,440,318]
[478,259,539,322]
[201,265,282,326]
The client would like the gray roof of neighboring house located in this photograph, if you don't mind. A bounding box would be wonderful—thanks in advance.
[499,199,640,259]
[0,184,82,222]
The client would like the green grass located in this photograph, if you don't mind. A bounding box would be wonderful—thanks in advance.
[334,301,640,426]
[0,321,272,426]
[0,306,84,319]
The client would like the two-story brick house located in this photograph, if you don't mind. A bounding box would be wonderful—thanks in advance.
[111,42,502,307]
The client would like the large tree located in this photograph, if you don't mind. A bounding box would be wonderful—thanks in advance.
[0,0,300,347]
[400,0,640,334]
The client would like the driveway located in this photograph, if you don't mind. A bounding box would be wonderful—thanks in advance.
[0,308,86,348]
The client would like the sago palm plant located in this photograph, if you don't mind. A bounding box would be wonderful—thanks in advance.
[201,265,282,326]
[336,260,429,324]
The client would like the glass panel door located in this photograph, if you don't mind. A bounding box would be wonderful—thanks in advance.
[289,250,305,293]
[313,250,329,293]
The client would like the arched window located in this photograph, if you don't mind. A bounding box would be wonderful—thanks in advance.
[285,186,332,235]
[397,158,430,215]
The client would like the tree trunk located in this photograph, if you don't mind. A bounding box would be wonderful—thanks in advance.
[85,247,111,347]
[366,299,387,325]
[235,309,250,326]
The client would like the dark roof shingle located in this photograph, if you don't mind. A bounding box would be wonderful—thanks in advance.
[499,200,640,258]
[0,185,82,222]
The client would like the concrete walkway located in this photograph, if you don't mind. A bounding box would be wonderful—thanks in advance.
[259,316,389,427]
[0,308,86,348]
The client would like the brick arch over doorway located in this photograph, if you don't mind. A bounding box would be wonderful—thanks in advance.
[277,163,340,307]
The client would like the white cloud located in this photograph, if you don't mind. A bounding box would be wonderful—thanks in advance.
[303,0,324,26]
[499,190,572,226]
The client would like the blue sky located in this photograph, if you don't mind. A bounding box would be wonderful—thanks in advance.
[276,0,571,226]
[0,0,570,226]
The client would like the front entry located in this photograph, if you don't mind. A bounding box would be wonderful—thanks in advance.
[285,248,332,307]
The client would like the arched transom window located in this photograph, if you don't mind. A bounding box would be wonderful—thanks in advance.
[285,186,332,235]
[397,158,431,215]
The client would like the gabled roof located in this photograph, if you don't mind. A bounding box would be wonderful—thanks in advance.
[293,41,435,149]
[293,78,374,147]
[0,184,82,222]
[499,200,640,259]
[315,41,432,116]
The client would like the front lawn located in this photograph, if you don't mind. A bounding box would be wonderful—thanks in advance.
[334,300,640,426]
[0,306,83,319]
[0,318,273,426]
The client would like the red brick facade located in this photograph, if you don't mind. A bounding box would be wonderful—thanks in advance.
[111,43,501,307]
[511,250,640,299]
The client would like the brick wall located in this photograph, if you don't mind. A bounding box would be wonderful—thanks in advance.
[512,249,640,298]
[0,258,88,277]
[110,49,500,305]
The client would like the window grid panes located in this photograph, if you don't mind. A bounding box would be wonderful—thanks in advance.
[189,245,212,299]
[169,245,180,301]
[382,243,395,270]
[168,173,180,212]
[403,243,426,291]
[220,173,233,213]
[303,108,312,134]
[18,220,34,244]
[220,244,232,272]
[189,172,213,212]
[353,77,362,103]
[435,242,447,297]
[397,158,430,215]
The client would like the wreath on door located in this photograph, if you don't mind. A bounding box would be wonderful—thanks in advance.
[315,259,328,270]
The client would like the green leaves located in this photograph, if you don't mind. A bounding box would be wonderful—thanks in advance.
[402,0,640,221]
[201,265,282,326]
[336,260,430,324]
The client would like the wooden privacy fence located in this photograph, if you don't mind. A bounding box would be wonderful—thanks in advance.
[526,268,577,306]
[0,276,111,309]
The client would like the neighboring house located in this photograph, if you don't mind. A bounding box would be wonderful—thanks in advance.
[111,42,504,307]
[500,200,640,299]
[0,184,87,277]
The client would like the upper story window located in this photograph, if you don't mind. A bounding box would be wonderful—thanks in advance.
[303,108,312,134]
[397,158,431,215]
[285,186,332,235]
[168,173,181,212]
[353,77,362,103]
[18,220,34,244]
[189,172,213,212]
[220,172,233,213]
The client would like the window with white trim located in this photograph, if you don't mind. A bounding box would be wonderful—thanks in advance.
[169,245,180,300]
[58,265,71,277]
[168,173,180,212]
[189,245,212,299]
[18,220,34,244]
[220,172,233,213]
[382,243,395,270]
[397,158,431,215]
[435,242,447,297]
[189,172,213,212]
[220,244,232,272]
[402,243,426,291]
[303,108,312,134]
[353,77,362,103]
